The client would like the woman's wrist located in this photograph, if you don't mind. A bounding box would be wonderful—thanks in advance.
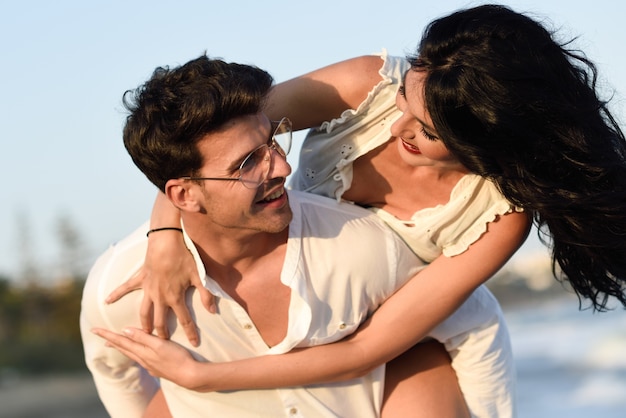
[184,361,217,392]
[146,227,183,238]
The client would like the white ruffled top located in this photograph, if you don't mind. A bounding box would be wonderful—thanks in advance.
[289,50,522,263]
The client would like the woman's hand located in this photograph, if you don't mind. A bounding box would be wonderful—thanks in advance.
[106,229,215,347]
[92,327,202,390]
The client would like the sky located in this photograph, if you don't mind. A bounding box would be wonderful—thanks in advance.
[1,0,625,282]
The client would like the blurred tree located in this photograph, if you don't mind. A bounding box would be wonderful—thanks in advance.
[0,278,87,374]
[0,276,20,341]
[0,214,91,375]
[16,211,39,285]
[55,213,90,280]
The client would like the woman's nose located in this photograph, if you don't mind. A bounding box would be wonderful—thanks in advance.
[390,114,415,140]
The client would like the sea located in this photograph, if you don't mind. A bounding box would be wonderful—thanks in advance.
[505,296,626,418]
[1,296,624,418]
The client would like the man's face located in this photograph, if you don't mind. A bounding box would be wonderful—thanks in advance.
[190,113,293,236]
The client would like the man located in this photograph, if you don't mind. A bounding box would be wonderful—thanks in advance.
[79,55,448,417]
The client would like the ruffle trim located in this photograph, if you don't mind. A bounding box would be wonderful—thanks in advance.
[319,49,394,134]
[373,175,524,259]
[442,200,524,258]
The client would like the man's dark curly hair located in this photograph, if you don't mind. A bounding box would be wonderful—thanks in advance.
[122,54,273,191]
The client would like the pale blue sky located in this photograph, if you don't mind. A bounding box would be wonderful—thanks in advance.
[1,0,624,280]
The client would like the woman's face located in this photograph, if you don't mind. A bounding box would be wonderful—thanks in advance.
[391,70,459,168]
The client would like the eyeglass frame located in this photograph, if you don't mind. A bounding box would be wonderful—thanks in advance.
[178,117,292,189]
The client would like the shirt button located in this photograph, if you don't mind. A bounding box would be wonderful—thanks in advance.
[243,323,253,330]
[289,407,298,415]
[338,322,346,330]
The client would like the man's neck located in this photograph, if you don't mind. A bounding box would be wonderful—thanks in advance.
[186,222,289,284]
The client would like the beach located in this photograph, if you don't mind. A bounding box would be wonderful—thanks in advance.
[0,373,107,418]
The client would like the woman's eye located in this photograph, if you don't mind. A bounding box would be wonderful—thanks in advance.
[421,127,439,141]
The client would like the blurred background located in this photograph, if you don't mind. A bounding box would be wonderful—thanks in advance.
[1,0,624,416]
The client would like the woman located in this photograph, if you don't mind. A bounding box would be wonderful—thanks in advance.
[98,4,626,417]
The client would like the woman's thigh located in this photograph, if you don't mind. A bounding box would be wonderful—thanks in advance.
[143,389,171,418]
[382,341,470,418]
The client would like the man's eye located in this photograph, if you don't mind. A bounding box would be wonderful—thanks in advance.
[240,147,264,173]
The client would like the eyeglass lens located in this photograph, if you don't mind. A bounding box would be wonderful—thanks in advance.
[272,118,292,156]
[238,118,292,188]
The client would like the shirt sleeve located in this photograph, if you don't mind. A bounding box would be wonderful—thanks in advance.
[79,224,159,418]
[386,227,426,293]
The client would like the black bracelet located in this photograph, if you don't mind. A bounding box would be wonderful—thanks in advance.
[146,227,183,237]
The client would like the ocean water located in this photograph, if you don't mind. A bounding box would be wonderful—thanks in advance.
[505,297,626,418]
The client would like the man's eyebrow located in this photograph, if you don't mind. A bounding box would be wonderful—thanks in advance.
[225,120,273,171]
[225,152,247,172]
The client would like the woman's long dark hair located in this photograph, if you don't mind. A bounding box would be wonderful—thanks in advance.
[411,4,626,310]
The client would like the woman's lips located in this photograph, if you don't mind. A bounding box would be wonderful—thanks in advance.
[401,138,421,154]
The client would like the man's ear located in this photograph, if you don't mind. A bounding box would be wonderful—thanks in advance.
[164,179,203,212]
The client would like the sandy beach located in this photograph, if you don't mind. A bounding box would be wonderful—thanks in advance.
[0,373,108,418]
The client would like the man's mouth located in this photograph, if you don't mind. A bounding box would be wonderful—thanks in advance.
[259,188,284,203]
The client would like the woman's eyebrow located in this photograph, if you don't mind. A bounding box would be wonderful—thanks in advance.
[400,70,438,133]
[401,69,409,87]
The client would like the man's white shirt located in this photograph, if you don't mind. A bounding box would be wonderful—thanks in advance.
[80,190,423,418]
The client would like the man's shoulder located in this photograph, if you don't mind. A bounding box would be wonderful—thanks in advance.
[288,189,377,219]
[288,189,396,244]
[80,222,150,331]
[85,221,149,288]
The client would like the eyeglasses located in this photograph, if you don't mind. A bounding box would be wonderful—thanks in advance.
[180,117,292,189]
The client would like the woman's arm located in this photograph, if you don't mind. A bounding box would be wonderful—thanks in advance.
[106,192,212,346]
[265,55,385,129]
[95,211,530,391]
